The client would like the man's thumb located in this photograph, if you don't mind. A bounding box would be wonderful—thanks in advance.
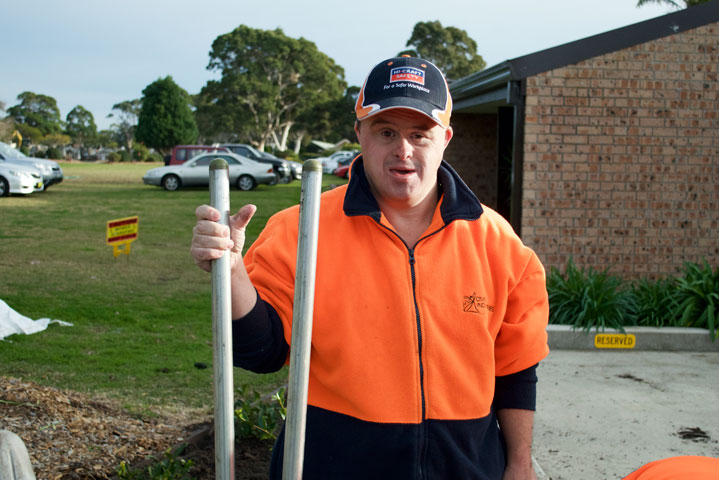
[231,204,257,230]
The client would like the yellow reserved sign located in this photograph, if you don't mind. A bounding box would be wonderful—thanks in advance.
[106,216,139,257]
[594,333,636,349]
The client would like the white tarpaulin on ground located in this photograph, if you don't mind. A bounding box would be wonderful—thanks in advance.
[0,299,72,341]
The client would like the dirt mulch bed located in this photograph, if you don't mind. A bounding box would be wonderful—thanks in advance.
[0,376,273,479]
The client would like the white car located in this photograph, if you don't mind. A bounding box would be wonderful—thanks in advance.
[318,151,358,174]
[0,142,63,189]
[142,152,277,191]
[0,162,44,196]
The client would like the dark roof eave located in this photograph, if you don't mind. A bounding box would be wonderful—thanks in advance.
[449,61,512,102]
[449,1,719,112]
[507,1,719,80]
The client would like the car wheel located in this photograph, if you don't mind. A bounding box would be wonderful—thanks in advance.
[0,177,8,197]
[237,175,256,191]
[162,174,181,191]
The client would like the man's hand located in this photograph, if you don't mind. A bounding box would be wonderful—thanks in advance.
[191,204,257,273]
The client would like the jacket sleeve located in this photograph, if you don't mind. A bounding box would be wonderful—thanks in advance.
[494,250,550,377]
[232,290,289,373]
[494,364,538,411]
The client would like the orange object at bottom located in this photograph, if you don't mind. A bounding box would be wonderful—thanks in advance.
[622,456,719,480]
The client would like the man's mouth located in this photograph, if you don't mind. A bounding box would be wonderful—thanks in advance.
[389,166,416,177]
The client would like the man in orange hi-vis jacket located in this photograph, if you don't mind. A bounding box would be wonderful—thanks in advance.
[191,56,550,479]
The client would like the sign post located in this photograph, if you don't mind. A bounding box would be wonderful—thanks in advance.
[106,216,139,257]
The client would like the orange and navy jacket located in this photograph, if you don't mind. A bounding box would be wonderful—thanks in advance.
[234,158,549,479]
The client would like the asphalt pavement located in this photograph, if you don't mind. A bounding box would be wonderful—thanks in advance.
[531,345,719,479]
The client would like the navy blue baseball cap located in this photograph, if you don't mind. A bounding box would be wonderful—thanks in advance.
[355,56,452,128]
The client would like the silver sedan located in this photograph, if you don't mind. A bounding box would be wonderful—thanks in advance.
[142,152,277,191]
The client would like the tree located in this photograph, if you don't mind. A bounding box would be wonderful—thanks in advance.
[65,105,97,146]
[0,100,13,143]
[196,26,346,151]
[7,92,63,137]
[399,21,486,80]
[135,76,198,155]
[107,99,140,151]
[637,0,711,7]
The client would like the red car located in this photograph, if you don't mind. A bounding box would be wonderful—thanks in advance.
[333,164,350,178]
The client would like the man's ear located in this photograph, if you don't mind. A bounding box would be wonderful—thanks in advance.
[443,126,453,148]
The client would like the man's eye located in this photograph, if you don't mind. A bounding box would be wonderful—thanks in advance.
[380,130,393,137]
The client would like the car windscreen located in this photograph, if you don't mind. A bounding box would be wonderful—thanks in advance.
[0,142,27,158]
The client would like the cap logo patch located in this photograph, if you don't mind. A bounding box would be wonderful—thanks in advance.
[390,67,425,85]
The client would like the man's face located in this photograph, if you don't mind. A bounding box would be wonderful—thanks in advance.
[354,109,453,210]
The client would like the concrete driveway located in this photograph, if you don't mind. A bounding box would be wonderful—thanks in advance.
[532,349,719,479]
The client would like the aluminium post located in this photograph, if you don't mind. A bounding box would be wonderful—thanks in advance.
[283,160,322,480]
[209,158,235,480]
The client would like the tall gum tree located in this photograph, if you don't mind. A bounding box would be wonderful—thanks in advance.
[399,21,486,81]
[196,26,346,151]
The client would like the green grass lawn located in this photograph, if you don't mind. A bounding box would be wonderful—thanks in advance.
[0,161,346,417]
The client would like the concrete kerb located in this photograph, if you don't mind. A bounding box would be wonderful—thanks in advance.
[547,324,719,352]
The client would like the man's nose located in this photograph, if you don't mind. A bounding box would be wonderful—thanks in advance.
[393,137,412,159]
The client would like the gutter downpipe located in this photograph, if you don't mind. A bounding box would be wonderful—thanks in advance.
[508,79,526,237]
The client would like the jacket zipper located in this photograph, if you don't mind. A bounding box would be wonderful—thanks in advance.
[408,247,427,480]
[377,223,448,479]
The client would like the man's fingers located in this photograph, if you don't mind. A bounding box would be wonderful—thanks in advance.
[195,204,220,222]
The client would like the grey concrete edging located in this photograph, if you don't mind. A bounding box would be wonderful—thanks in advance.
[547,324,719,352]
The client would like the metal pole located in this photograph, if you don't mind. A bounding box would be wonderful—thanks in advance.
[283,160,322,480]
[209,158,235,480]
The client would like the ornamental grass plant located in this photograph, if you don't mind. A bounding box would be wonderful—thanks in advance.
[547,258,719,340]
[673,260,719,340]
[631,277,680,328]
[546,258,638,333]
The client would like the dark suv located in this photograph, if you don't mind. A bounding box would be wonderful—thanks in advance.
[220,144,292,184]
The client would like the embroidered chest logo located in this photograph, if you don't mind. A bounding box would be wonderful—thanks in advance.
[463,292,494,314]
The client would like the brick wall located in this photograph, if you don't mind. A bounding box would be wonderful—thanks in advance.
[444,113,499,208]
[522,22,719,278]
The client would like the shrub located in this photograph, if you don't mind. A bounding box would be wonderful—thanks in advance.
[133,143,151,162]
[107,152,121,163]
[45,147,63,159]
[116,445,194,480]
[632,277,679,327]
[547,258,637,333]
[234,385,286,441]
[673,260,719,340]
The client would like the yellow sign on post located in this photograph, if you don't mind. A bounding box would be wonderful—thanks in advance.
[106,216,139,258]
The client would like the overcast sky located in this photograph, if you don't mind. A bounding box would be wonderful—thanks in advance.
[1,0,675,131]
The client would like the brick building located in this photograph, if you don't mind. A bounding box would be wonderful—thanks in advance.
[446,1,719,279]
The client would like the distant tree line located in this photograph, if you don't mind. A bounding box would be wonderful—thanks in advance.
[0,21,488,159]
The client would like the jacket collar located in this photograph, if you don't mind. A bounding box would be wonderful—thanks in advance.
[342,155,483,224]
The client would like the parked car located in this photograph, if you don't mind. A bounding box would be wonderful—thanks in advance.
[142,152,276,191]
[165,145,230,166]
[333,164,350,179]
[0,142,63,189]
[286,160,303,180]
[0,162,44,196]
[219,144,292,184]
[318,150,359,174]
